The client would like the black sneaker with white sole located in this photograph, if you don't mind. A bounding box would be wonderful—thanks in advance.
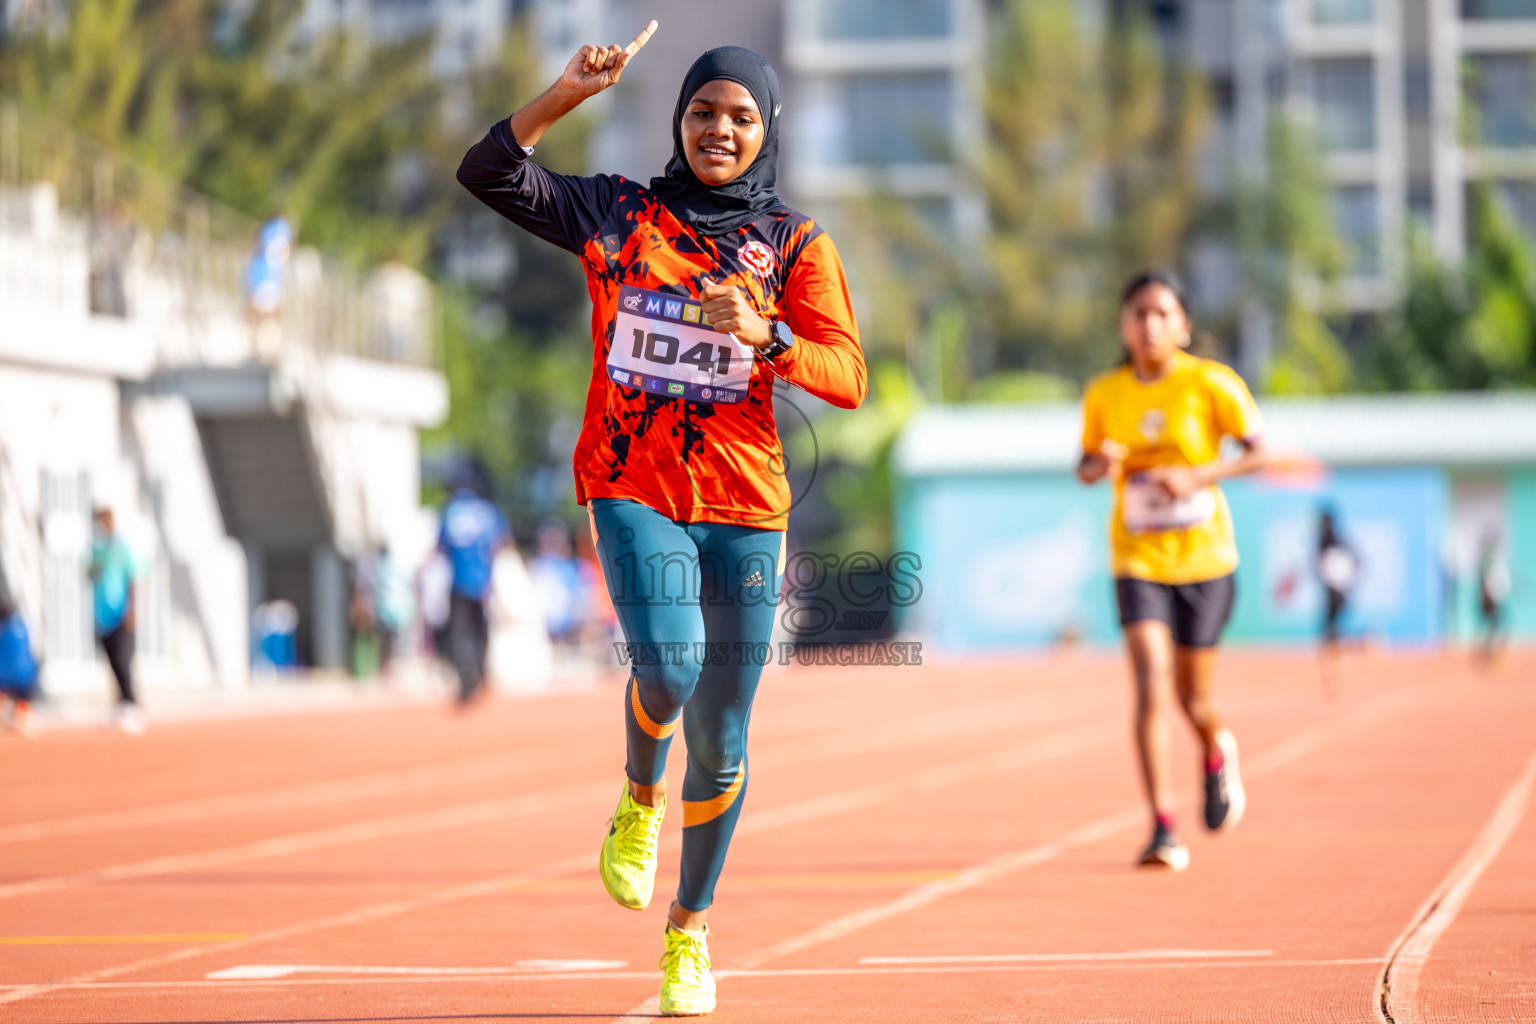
[1203,729,1246,832]
[1137,821,1190,871]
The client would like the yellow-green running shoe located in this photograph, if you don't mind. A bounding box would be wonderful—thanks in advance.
[658,922,715,1016]
[599,783,665,910]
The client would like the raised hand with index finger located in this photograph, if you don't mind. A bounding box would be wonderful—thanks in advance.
[560,19,657,99]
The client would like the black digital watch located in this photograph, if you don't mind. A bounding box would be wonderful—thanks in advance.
[763,319,795,360]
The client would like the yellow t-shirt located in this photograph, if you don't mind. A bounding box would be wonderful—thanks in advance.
[1080,352,1262,585]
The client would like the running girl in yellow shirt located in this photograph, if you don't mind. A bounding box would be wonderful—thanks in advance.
[1078,269,1271,871]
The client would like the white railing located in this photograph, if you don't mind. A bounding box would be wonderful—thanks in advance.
[0,99,437,368]
[0,434,44,643]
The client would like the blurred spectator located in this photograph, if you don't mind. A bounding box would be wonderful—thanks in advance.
[253,599,300,673]
[1316,507,1358,696]
[1316,508,1358,644]
[373,546,416,668]
[88,507,143,734]
[352,545,416,679]
[575,524,618,661]
[530,519,581,648]
[88,201,136,317]
[1478,531,1512,665]
[246,216,292,360]
[350,548,383,678]
[0,579,39,738]
[488,542,553,692]
[245,216,293,317]
[366,259,433,363]
[438,479,510,704]
[420,549,453,659]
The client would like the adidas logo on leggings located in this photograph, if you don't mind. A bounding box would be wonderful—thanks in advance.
[741,570,765,588]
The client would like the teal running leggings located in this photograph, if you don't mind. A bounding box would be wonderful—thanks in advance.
[588,498,782,911]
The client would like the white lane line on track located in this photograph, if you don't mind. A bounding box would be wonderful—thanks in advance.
[605,679,1451,1023]
[0,748,560,846]
[610,994,662,1023]
[207,959,627,979]
[752,692,1097,772]
[731,679,1450,973]
[736,722,1113,838]
[0,848,594,1010]
[0,779,616,904]
[0,717,1113,1009]
[731,805,1148,971]
[0,722,1112,908]
[3,689,1072,848]
[0,957,1391,994]
[859,949,1273,964]
[1377,745,1536,1024]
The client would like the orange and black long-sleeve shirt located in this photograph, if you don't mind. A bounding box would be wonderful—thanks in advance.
[457,120,866,532]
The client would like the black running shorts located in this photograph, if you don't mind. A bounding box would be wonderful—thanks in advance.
[1115,574,1236,649]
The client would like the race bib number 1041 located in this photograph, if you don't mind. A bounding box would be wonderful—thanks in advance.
[608,284,756,403]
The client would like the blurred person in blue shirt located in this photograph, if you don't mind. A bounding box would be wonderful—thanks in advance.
[530,520,582,647]
[245,217,293,317]
[0,578,39,738]
[438,479,510,704]
[89,507,143,734]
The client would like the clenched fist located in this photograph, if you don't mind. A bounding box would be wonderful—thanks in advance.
[700,276,772,350]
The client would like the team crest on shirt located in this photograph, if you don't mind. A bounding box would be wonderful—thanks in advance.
[739,240,777,278]
[1138,409,1166,442]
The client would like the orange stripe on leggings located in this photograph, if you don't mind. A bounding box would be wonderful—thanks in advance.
[630,678,678,740]
[683,762,746,828]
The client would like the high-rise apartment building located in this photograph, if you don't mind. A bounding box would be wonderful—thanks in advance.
[780,0,985,235]
[533,0,984,232]
[292,0,511,76]
[533,0,1536,376]
[1153,0,1536,311]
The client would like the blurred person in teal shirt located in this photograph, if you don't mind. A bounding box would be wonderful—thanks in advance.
[89,507,143,734]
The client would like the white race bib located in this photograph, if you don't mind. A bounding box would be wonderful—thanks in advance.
[608,284,755,404]
[1121,474,1218,534]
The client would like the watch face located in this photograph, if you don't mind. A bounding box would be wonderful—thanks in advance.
[774,320,794,348]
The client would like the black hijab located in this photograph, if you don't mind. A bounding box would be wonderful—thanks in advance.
[649,46,788,237]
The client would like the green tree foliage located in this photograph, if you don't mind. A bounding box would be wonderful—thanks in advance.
[839,0,1210,394]
[1229,121,1354,394]
[1363,189,1536,390]
[3,2,601,520]
[429,33,598,522]
[1464,190,1536,381]
[796,0,1211,553]
[2,0,447,264]
[978,0,1210,382]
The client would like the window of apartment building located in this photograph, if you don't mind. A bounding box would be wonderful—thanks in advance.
[1408,180,1435,230]
[1312,0,1374,23]
[816,0,950,40]
[1313,58,1376,150]
[1467,54,1536,147]
[1460,1,1536,18]
[817,72,954,167]
[1333,185,1380,276]
[1404,58,1431,120]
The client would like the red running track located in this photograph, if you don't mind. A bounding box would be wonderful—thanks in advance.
[1,649,1533,1023]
